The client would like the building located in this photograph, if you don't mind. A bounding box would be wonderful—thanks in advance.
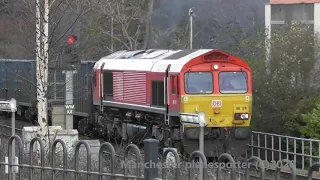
[265,0,320,35]
[264,0,320,68]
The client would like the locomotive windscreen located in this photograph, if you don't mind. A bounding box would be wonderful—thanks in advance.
[184,72,213,94]
[219,72,248,94]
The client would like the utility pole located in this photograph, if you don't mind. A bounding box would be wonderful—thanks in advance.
[188,8,194,49]
[2,99,17,179]
[198,112,206,180]
[179,112,206,179]
[10,99,17,179]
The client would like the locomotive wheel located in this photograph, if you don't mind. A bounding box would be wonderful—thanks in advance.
[102,125,110,142]
[91,124,101,138]
[77,119,89,136]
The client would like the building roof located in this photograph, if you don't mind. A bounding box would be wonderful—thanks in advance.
[271,0,320,4]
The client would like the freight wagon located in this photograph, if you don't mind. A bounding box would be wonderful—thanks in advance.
[0,59,95,125]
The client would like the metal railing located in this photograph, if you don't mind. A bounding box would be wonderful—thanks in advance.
[0,124,22,137]
[1,134,320,180]
[0,135,210,180]
[248,131,320,171]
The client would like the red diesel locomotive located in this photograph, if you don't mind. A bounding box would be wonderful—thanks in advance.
[89,49,252,157]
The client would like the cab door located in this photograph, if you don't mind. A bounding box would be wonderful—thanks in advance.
[168,74,180,115]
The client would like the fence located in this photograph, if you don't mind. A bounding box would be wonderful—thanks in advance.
[248,131,320,171]
[1,135,320,180]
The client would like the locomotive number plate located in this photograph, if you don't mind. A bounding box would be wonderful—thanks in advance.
[211,100,222,108]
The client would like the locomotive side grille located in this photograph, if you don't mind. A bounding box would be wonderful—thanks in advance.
[122,72,147,104]
[113,72,124,101]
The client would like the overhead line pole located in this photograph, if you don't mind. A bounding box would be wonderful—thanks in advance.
[189,8,194,49]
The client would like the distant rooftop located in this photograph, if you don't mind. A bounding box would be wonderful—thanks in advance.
[271,0,320,4]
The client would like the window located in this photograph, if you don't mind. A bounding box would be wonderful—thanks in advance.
[171,75,178,95]
[184,72,213,94]
[151,81,164,107]
[103,71,113,96]
[219,72,248,94]
[92,72,97,87]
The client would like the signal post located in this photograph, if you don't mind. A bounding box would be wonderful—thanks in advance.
[62,35,79,130]
[63,70,76,129]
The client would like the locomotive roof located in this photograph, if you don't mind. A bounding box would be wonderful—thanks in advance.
[94,49,248,73]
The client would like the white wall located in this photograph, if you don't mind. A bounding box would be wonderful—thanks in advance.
[265,4,271,73]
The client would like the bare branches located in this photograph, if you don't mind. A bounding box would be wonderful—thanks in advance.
[143,0,154,50]
[81,0,152,53]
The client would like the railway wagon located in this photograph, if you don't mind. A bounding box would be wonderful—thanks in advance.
[0,59,95,124]
[86,49,253,157]
[72,61,96,120]
[0,59,37,119]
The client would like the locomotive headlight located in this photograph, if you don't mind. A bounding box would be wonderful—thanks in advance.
[180,114,187,122]
[241,113,249,119]
[193,116,199,123]
[9,98,17,112]
[187,116,194,122]
[234,113,249,120]
[179,112,204,124]
[213,65,219,70]
[180,113,198,123]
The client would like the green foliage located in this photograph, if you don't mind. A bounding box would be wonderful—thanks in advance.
[234,23,320,167]
[300,102,320,139]
[285,96,320,168]
[285,95,320,137]
[233,23,320,134]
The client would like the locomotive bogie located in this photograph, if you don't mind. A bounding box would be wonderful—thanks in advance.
[85,103,251,157]
[181,127,251,157]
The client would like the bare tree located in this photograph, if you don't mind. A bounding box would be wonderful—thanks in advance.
[0,0,92,145]
[79,0,154,59]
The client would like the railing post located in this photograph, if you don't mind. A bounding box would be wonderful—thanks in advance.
[143,138,159,180]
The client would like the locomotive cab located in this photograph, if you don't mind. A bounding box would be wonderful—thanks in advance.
[178,51,252,157]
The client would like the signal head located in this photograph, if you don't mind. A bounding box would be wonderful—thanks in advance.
[67,35,77,45]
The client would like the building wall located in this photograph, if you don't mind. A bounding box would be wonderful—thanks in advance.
[271,0,320,4]
[265,2,320,73]
[315,3,320,34]
[269,4,314,31]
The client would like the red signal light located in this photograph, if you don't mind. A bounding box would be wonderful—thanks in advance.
[67,35,77,45]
